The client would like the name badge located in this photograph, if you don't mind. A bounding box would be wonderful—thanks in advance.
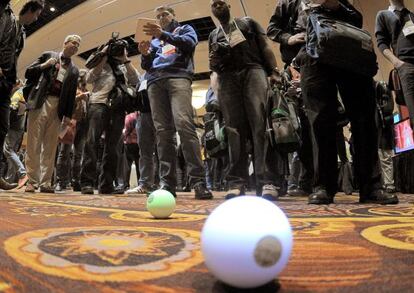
[138,79,147,92]
[229,27,246,48]
[56,66,67,82]
[162,44,176,56]
[403,20,414,37]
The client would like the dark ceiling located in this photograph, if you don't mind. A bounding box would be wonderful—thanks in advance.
[25,0,87,37]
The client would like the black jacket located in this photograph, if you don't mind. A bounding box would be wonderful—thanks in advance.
[0,3,17,79]
[267,0,362,64]
[25,51,79,120]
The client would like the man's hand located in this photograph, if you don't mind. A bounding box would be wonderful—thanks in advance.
[394,59,405,69]
[143,23,163,39]
[76,92,89,102]
[138,41,151,56]
[269,70,282,87]
[42,57,58,68]
[288,32,306,46]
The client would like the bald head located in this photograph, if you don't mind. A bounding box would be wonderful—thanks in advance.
[211,0,231,23]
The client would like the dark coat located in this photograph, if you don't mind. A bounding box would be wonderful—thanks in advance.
[25,51,79,120]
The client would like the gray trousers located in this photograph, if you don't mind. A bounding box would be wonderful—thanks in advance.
[136,112,156,187]
[217,68,282,190]
[148,78,205,189]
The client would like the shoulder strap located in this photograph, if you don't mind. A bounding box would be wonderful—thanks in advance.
[288,0,303,30]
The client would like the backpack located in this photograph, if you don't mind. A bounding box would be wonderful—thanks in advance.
[203,112,227,158]
[266,86,301,153]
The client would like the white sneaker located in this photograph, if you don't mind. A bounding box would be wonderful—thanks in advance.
[126,185,147,194]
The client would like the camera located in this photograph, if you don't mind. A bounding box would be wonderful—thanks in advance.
[85,32,129,69]
[107,32,129,57]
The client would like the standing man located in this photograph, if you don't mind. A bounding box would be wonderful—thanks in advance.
[80,44,139,195]
[295,0,398,204]
[24,35,81,193]
[0,0,18,190]
[0,0,43,190]
[138,5,212,199]
[209,0,283,200]
[376,0,414,127]
[267,0,315,197]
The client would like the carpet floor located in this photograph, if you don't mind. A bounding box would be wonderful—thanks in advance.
[0,190,413,292]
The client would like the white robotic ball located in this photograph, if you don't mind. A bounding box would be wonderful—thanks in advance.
[201,196,293,288]
[146,189,176,219]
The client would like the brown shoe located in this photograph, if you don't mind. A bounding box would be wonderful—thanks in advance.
[25,183,36,193]
[17,175,29,189]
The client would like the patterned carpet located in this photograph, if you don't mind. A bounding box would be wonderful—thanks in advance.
[0,190,413,292]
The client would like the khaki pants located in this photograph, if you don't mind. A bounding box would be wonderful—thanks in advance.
[26,96,61,187]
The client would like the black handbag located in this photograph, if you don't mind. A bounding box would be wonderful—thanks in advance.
[306,12,378,77]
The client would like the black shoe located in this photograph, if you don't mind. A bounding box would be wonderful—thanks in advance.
[194,183,213,200]
[159,185,177,197]
[81,186,94,195]
[39,185,55,194]
[360,189,399,205]
[0,177,17,190]
[287,188,309,197]
[111,186,125,194]
[72,181,81,192]
[308,188,334,205]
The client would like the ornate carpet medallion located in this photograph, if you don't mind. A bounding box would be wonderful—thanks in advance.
[361,223,414,250]
[5,226,203,282]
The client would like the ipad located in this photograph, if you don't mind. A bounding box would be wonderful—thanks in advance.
[135,18,158,42]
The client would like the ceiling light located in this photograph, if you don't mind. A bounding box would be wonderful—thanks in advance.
[50,7,56,12]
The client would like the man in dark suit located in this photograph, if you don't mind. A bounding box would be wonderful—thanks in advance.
[0,0,43,190]
[24,35,81,193]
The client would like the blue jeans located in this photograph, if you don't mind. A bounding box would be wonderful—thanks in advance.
[3,128,26,182]
[148,78,205,189]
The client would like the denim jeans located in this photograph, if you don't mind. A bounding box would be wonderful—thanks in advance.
[217,68,285,190]
[3,128,25,182]
[55,119,87,186]
[148,78,205,189]
[0,78,12,168]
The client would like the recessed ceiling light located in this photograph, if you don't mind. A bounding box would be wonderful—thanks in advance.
[50,7,56,12]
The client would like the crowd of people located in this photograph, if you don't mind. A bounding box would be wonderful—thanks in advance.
[0,0,412,205]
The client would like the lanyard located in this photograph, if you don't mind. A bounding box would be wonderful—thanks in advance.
[219,19,240,44]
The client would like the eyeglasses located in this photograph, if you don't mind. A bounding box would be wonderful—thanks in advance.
[156,11,171,19]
